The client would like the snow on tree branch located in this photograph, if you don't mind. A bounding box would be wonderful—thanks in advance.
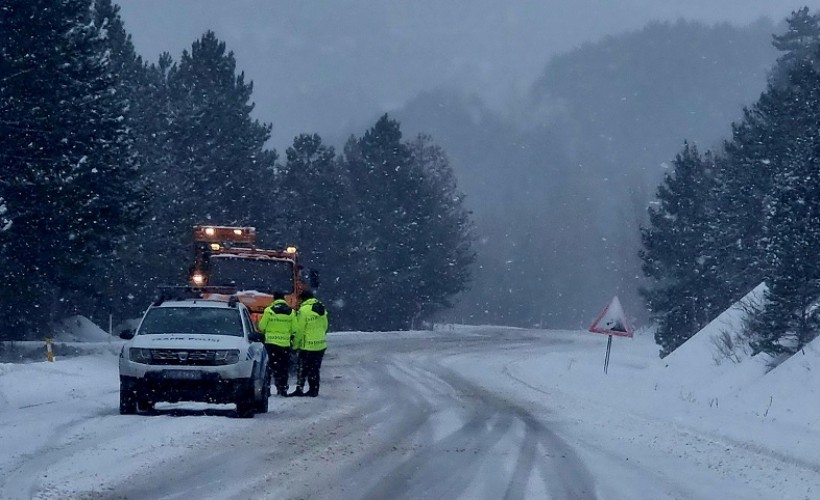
[0,197,11,232]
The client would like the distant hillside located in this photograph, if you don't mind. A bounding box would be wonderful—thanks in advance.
[397,18,780,328]
[530,18,777,186]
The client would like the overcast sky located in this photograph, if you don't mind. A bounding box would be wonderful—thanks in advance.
[118,0,819,149]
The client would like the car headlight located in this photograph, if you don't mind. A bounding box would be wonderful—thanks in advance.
[129,348,152,364]
[213,349,240,365]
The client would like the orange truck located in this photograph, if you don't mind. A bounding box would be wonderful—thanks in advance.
[187,225,317,328]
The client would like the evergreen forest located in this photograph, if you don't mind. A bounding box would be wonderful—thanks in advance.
[0,0,474,337]
[5,0,820,363]
[640,8,820,357]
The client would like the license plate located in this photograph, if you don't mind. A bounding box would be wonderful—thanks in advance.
[163,370,202,380]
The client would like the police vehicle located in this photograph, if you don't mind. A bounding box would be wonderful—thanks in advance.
[118,287,270,417]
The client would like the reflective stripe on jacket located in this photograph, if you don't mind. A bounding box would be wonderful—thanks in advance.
[294,298,328,351]
[258,299,296,347]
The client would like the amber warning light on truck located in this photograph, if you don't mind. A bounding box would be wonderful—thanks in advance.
[194,225,256,245]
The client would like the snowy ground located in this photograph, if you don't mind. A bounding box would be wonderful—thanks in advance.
[1,316,820,499]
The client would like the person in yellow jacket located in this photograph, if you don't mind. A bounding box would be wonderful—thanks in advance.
[257,291,297,397]
[289,290,328,397]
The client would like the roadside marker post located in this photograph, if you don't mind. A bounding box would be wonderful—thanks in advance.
[45,337,54,362]
[588,296,633,374]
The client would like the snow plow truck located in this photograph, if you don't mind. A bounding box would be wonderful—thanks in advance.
[187,225,317,327]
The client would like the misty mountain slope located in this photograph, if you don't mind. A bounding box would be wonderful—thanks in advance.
[396,19,780,329]
[531,19,777,181]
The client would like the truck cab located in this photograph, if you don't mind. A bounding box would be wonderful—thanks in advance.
[187,225,318,327]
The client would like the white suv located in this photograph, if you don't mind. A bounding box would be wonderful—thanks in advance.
[118,290,270,417]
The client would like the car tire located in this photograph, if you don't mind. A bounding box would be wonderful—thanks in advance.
[236,397,255,418]
[137,395,155,412]
[255,371,271,413]
[235,379,256,418]
[119,381,137,415]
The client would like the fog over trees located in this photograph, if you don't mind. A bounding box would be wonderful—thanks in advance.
[397,19,779,328]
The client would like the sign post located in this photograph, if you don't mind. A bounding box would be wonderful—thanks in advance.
[588,296,633,374]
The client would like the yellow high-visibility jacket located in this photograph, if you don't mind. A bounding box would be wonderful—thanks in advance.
[258,299,296,347]
[294,298,328,351]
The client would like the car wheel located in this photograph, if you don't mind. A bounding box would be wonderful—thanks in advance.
[137,395,155,412]
[235,379,256,418]
[236,396,255,418]
[119,382,137,415]
[255,371,270,413]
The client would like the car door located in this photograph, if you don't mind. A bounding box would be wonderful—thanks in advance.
[240,306,266,373]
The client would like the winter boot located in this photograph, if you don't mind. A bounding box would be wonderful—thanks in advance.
[288,386,305,397]
[276,387,288,397]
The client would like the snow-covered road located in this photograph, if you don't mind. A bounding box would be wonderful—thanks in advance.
[1,327,819,499]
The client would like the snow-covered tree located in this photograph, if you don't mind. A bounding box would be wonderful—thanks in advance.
[640,143,720,357]
[747,48,820,355]
[341,115,415,330]
[769,7,820,89]
[165,30,276,225]
[405,134,475,319]
[0,0,144,337]
[268,133,359,328]
[115,31,278,312]
[0,198,10,233]
[340,115,474,330]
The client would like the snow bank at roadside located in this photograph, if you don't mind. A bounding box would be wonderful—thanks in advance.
[651,283,772,405]
[0,354,117,411]
[737,335,820,426]
[52,315,112,342]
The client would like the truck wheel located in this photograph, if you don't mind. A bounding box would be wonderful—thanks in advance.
[119,382,137,415]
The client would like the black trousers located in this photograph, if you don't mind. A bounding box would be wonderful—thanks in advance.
[293,350,305,388]
[265,344,291,393]
[300,349,326,395]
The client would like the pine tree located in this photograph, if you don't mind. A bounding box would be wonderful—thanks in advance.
[128,31,278,304]
[770,7,820,88]
[341,115,416,330]
[405,134,475,320]
[640,143,719,356]
[340,115,475,330]
[0,0,144,337]
[712,104,777,301]
[95,52,180,320]
[748,51,820,355]
[65,0,153,321]
[270,133,358,328]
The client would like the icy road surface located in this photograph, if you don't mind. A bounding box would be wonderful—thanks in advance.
[1,327,818,499]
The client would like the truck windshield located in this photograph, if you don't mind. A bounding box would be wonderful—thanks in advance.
[208,256,294,293]
[139,307,243,336]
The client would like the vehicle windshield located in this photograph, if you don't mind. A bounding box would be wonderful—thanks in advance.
[139,307,243,336]
[208,256,294,293]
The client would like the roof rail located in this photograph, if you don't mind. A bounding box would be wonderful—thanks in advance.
[153,285,238,305]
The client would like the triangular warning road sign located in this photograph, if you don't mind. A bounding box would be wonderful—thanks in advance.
[589,296,633,337]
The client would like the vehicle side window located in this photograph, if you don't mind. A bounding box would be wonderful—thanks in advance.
[240,308,253,336]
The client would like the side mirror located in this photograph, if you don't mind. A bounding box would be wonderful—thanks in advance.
[249,332,265,343]
[119,329,135,340]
